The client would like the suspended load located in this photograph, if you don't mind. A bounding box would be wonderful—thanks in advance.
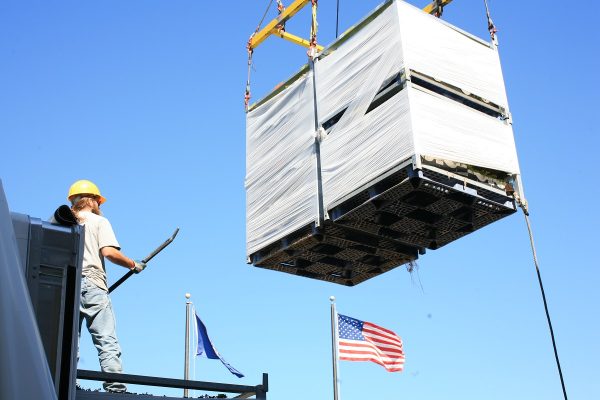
[245,0,523,286]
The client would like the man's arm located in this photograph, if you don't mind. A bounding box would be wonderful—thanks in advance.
[101,246,135,270]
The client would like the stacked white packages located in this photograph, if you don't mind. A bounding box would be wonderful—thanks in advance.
[246,70,318,255]
[246,0,521,257]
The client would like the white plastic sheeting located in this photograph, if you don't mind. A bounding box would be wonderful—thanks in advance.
[0,180,57,400]
[318,1,410,209]
[319,0,519,210]
[315,2,403,124]
[246,0,520,255]
[409,86,519,174]
[246,70,318,255]
[397,0,508,107]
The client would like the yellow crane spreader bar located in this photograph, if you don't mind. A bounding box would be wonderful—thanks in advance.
[270,29,325,52]
[249,0,311,50]
[249,0,455,52]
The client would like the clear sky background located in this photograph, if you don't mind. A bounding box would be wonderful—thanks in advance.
[1,1,599,399]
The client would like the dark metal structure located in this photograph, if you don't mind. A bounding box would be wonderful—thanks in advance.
[11,213,84,400]
[77,370,268,399]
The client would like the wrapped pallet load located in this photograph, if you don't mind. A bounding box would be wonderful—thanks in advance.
[246,0,522,286]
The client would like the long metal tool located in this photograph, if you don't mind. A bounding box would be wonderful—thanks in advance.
[108,228,180,293]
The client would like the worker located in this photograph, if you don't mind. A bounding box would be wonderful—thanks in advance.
[68,179,146,393]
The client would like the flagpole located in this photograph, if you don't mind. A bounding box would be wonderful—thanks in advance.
[184,293,191,398]
[330,296,340,400]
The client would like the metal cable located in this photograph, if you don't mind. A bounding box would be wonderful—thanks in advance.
[335,0,340,38]
[520,205,568,400]
[256,0,274,33]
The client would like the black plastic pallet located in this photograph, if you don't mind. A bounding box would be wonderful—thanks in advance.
[330,166,516,250]
[250,222,420,286]
[248,165,515,286]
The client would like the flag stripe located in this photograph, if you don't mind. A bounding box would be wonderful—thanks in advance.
[363,334,402,347]
[340,339,404,354]
[363,330,402,346]
[340,357,404,367]
[339,350,405,362]
[339,347,405,358]
[363,325,403,343]
[363,337,403,350]
[337,314,405,373]
[339,344,405,361]
[339,354,404,372]
[363,322,401,340]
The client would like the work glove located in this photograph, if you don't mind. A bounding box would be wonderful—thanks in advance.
[132,260,147,274]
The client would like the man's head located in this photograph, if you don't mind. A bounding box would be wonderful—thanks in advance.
[68,180,106,216]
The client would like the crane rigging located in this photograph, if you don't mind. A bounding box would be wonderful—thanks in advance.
[245,0,453,110]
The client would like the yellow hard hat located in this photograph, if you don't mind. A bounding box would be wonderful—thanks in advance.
[68,180,106,205]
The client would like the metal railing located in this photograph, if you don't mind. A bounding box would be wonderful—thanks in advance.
[77,370,268,399]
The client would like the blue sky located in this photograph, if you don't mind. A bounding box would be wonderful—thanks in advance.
[1,1,598,399]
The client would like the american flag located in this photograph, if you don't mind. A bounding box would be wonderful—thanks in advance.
[337,314,405,372]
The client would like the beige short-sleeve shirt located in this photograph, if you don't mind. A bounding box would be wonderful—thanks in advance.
[78,211,120,291]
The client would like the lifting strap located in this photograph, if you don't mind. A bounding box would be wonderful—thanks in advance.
[245,0,276,111]
[245,42,253,111]
[512,191,569,400]
[433,0,444,18]
[308,0,319,58]
[245,0,320,110]
[276,0,286,32]
[483,0,498,42]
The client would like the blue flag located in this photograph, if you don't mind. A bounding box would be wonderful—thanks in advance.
[195,313,244,378]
